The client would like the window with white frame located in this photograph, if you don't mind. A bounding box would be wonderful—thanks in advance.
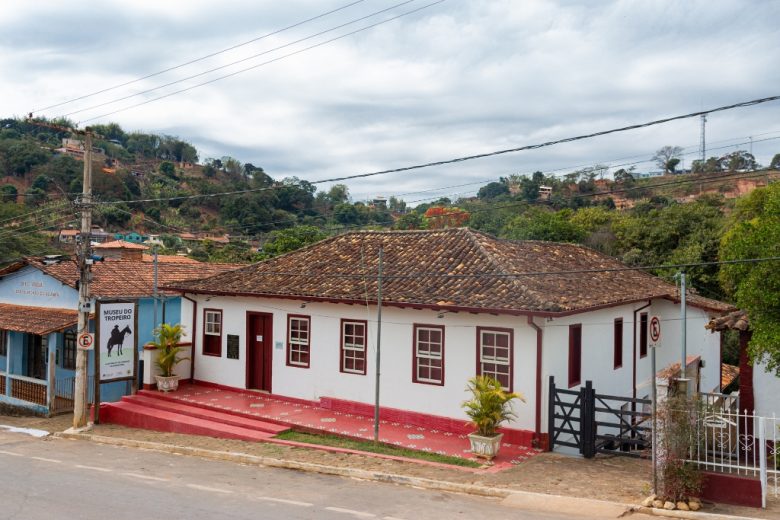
[287,315,310,368]
[203,309,223,356]
[478,328,512,391]
[341,320,366,375]
[0,329,6,357]
[414,325,444,385]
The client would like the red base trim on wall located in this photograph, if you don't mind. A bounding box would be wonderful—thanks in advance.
[700,471,761,508]
[187,381,536,448]
[320,396,534,447]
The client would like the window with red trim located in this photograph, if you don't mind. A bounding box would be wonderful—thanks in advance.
[639,313,648,358]
[287,315,310,368]
[413,325,444,385]
[341,320,366,375]
[613,318,623,369]
[568,324,582,387]
[477,328,512,391]
[203,309,222,356]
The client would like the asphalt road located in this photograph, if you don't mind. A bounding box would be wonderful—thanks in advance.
[0,429,628,520]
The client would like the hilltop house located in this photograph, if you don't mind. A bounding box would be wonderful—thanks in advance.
[166,228,732,447]
[0,255,239,414]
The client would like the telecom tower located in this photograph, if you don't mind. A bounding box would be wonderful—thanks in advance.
[699,114,707,163]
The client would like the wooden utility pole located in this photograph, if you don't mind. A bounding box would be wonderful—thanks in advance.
[73,130,93,428]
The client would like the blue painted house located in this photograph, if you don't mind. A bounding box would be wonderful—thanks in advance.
[0,254,238,414]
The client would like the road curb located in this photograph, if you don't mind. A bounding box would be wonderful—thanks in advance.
[53,432,761,520]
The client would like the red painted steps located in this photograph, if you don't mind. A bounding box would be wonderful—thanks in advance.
[99,396,288,442]
[122,394,288,435]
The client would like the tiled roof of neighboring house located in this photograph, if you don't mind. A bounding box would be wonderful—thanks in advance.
[657,355,702,380]
[706,309,749,332]
[0,303,78,334]
[59,229,80,236]
[141,254,201,264]
[0,258,242,298]
[94,240,148,250]
[167,228,734,315]
[721,363,740,389]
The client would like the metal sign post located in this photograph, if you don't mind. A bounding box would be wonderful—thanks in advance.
[649,315,661,495]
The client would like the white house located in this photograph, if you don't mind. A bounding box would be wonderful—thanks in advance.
[167,228,732,448]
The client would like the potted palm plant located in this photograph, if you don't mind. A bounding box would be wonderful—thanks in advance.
[151,323,188,392]
[462,375,524,460]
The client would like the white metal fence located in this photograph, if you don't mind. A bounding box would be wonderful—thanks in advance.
[685,407,778,507]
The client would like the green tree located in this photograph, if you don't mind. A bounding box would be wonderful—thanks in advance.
[159,161,176,179]
[477,181,510,200]
[262,226,327,256]
[501,209,585,243]
[719,182,780,374]
[0,184,18,202]
[393,212,424,230]
[770,153,780,170]
[652,146,684,174]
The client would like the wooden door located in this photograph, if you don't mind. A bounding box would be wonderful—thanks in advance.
[246,312,273,392]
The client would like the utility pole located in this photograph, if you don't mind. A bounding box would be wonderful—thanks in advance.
[73,130,94,428]
[675,271,688,395]
[25,116,96,428]
[373,247,383,443]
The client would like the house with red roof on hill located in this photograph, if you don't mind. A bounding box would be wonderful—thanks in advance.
[161,228,733,449]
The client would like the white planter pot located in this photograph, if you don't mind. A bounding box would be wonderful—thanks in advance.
[468,432,503,460]
[155,375,180,393]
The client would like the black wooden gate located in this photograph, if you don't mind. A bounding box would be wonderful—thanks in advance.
[548,376,652,458]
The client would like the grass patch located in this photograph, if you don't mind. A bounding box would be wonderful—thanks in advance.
[276,430,481,468]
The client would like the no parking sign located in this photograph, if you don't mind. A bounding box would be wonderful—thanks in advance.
[649,316,661,348]
[77,332,94,350]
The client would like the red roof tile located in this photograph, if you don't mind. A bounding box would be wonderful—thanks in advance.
[0,258,242,299]
[168,228,734,315]
[94,240,148,250]
[0,303,78,334]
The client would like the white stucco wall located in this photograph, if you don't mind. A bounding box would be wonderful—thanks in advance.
[190,295,539,431]
[754,362,780,417]
[188,294,722,435]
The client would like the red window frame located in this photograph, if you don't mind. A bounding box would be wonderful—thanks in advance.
[613,318,623,369]
[412,324,444,386]
[568,324,582,388]
[287,314,311,368]
[639,313,648,358]
[476,327,513,392]
[203,308,223,357]
[340,319,367,375]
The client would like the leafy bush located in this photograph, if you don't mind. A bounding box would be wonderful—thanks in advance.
[151,323,188,378]
[462,375,523,437]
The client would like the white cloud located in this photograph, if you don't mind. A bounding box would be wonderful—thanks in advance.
[1,0,778,202]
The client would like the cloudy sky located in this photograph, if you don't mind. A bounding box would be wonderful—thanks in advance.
[2,0,779,202]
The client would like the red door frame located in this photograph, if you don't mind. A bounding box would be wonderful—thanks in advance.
[245,311,274,392]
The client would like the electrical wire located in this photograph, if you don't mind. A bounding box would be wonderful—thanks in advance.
[57,0,419,119]
[76,1,446,124]
[89,94,780,206]
[32,0,369,114]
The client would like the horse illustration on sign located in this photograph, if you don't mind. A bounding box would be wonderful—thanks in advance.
[107,325,132,357]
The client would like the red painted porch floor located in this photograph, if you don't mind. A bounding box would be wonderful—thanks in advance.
[153,383,541,467]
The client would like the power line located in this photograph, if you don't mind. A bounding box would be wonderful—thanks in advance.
[90,94,780,206]
[57,0,419,119]
[32,0,368,114]
[76,1,447,124]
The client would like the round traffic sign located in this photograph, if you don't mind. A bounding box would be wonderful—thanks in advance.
[77,333,94,349]
[650,316,661,342]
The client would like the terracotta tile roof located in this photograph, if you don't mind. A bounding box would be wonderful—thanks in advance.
[0,258,242,299]
[59,229,80,236]
[0,303,78,334]
[657,355,701,380]
[167,228,734,315]
[721,363,739,389]
[706,310,749,332]
[94,240,148,250]
[141,254,201,264]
